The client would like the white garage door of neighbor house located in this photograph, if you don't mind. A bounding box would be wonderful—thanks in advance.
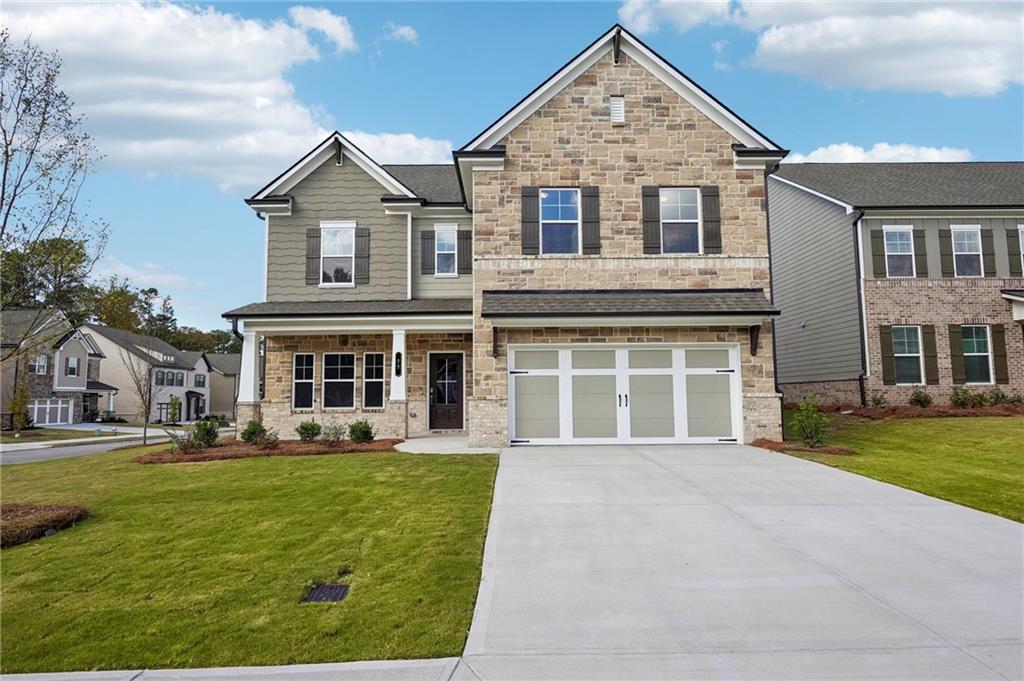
[509,345,742,445]
[28,398,74,426]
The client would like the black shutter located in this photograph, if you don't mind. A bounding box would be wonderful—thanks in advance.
[521,186,539,255]
[305,228,321,285]
[457,231,472,274]
[1008,229,1023,277]
[354,227,370,284]
[870,231,886,278]
[879,326,896,386]
[641,186,661,254]
[922,325,939,385]
[913,231,928,278]
[939,230,954,278]
[948,325,965,385]
[421,230,435,275]
[992,324,1009,384]
[980,230,996,277]
[581,186,601,254]
[701,186,722,254]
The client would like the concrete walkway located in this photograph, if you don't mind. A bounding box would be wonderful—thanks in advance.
[396,435,498,454]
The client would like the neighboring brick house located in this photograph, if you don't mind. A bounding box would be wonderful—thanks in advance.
[768,163,1024,406]
[226,25,787,445]
[1,310,118,427]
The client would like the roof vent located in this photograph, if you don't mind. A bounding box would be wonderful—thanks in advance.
[610,96,625,124]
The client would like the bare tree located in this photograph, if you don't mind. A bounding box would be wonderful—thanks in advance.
[119,349,160,445]
[1,29,108,361]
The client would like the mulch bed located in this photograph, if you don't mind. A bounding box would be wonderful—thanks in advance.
[1,503,89,548]
[751,438,857,456]
[784,403,1024,420]
[133,438,402,464]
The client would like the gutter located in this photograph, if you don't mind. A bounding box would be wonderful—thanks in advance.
[850,208,868,407]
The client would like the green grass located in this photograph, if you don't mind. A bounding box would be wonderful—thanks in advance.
[783,412,1024,522]
[0,447,497,673]
[0,428,116,443]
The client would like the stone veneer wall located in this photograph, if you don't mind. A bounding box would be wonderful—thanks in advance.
[468,49,779,446]
[863,278,1024,403]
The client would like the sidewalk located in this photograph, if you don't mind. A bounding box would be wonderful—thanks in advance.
[0,425,190,452]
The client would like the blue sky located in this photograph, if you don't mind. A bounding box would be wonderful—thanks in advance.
[7,1,1023,330]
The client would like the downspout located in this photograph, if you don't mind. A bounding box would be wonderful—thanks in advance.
[763,163,783,399]
[851,209,867,407]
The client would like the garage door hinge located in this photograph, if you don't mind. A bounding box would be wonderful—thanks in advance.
[718,438,738,443]
[510,439,530,444]
[715,369,735,373]
[509,370,528,375]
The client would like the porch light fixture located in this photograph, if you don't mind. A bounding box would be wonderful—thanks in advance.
[395,351,403,377]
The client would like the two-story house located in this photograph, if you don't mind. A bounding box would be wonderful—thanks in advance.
[226,25,787,446]
[768,162,1024,405]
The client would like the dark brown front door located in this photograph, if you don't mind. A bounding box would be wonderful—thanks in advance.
[429,353,463,430]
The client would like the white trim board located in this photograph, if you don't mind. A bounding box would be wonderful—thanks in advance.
[769,174,855,214]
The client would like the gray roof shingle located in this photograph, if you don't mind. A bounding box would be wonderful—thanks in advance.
[481,289,778,318]
[82,323,198,370]
[775,162,1024,208]
[382,164,462,203]
[1,309,69,347]
[207,353,241,375]
[223,298,473,318]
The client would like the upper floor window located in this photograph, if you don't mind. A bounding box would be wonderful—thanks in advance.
[961,325,992,384]
[66,356,79,377]
[435,224,458,277]
[194,373,206,388]
[883,227,914,278]
[321,222,355,286]
[891,325,923,385]
[156,370,165,386]
[539,189,580,254]
[293,353,314,409]
[660,188,700,254]
[951,226,983,277]
[175,372,184,386]
[28,354,47,374]
[162,354,174,362]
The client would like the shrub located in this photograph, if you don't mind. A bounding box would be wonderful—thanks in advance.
[255,428,279,450]
[950,386,971,408]
[347,419,375,444]
[240,419,266,444]
[166,429,203,455]
[168,395,182,423]
[908,389,933,408]
[192,419,220,448]
[986,387,1008,405]
[321,420,346,446]
[967,391,989,408]
[790,398,829,448]
[295,419,321,443]
[1007,393,1024,404]
[869,393,888,408]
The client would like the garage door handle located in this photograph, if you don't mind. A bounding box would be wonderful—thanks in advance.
[624,394,628,407]
[716,369,735,373]
[618,394,622,407]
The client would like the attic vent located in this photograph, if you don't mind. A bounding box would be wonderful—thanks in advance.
[610,96,625,124]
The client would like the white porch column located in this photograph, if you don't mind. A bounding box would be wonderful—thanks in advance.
[390,328,407,401]
[238,330,259,404]
[107,392,115,411]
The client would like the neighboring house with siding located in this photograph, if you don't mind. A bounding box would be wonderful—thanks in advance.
[225,25,787,446]
[206,353,241,419]
[768,162,1024,405]
[83,324,211,422]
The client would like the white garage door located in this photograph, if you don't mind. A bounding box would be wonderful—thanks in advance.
[28,398,74,426]
[509,345,741,445]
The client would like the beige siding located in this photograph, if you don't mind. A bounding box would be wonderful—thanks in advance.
[89,333,147,419]
[267,159,407,302]
[55,338,89,391]
[411,216,474,298]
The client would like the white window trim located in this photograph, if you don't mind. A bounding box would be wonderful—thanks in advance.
[539,188,582,255]
[433,223,459,278]
[66,356,80,377]
[292,353,315,411]
[891,325,924,386]
[28,354,47,374]
[951,225,984,278]
[1018,225,1023,273]
[322,352,356,410]
[961,324,995,386]
[882,226,916,279]
[659,187,703,255]
[319,220,357,288]
[362,352,386,410]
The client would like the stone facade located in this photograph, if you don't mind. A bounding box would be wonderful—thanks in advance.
[468,50,779,445]
[863,277,1024,404]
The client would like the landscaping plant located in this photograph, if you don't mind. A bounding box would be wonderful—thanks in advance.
[348,419,375,444]
[869,393,887,408]
[167,395,182,423]
[9,373,31,433]
[166,429,203,455]
[254,428,280,450]
[908,389,933,408]
[321,421,346,446]
[192,419,220,448]
[240,418,266,444]
[790,397,829,448]
[950,386,971,408]
[295,419,321,443]
[986,387,1008,405]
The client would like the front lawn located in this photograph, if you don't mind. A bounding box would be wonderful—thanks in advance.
[782,413,1024,522]
[0,428,116,443]
[0,447,497,673]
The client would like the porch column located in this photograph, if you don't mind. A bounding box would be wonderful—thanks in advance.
[238,330,259,404]
[107,392,115,411]
[390,328,406,401]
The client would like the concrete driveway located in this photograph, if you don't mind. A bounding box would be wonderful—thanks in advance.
[461,445,1022,681]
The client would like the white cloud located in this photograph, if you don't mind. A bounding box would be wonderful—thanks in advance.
[4,2,448,192]
[619,1,1023,96]
[342,131,452,164]
[382,22,419,45]
[786,142,974,164]
[94,256,208,290]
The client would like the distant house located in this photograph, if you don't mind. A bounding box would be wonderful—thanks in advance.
[83,324,211,422]
[1,310,118,427]
[206,353,241,420]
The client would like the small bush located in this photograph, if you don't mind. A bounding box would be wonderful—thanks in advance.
[986,387,1008,405]
[255,428,279,450]
[1007,393,1024,404]
[950,386,971,408]
[790,397,829,448]
[240,419,266,444]
[869,393,888,408]
[967,391,989,408]
[295,419,322,443]
[167,395,182,423]
[908,389,933,408]
[321,420,346,446]
[192,419,220,448]
[166,429,203,455]
[347,419,375,444]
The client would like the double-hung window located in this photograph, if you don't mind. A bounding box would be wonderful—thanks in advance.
[660,188,701,254]
[175,372,184,386]
[961,325,992,384]
[435,224,458,277]
[194,374,206,388]
[292,353,314,409]
[883,227,915,277]
[539,189,580,254]
[156,370,165,386]
[28,354,47,374]
[363,352,386,409]
[323,353,355,408]
[951,226,983,277]
[321,221,356,286]
[66,357,79,377]
[891,326,923,385]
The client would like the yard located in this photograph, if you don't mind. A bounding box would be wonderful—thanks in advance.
[0,446,497,673]
[783,412,1024,522]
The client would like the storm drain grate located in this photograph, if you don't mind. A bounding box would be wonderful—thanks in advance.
[303,584,349,603]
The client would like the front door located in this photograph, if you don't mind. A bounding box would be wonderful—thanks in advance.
[429,353,464,429]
